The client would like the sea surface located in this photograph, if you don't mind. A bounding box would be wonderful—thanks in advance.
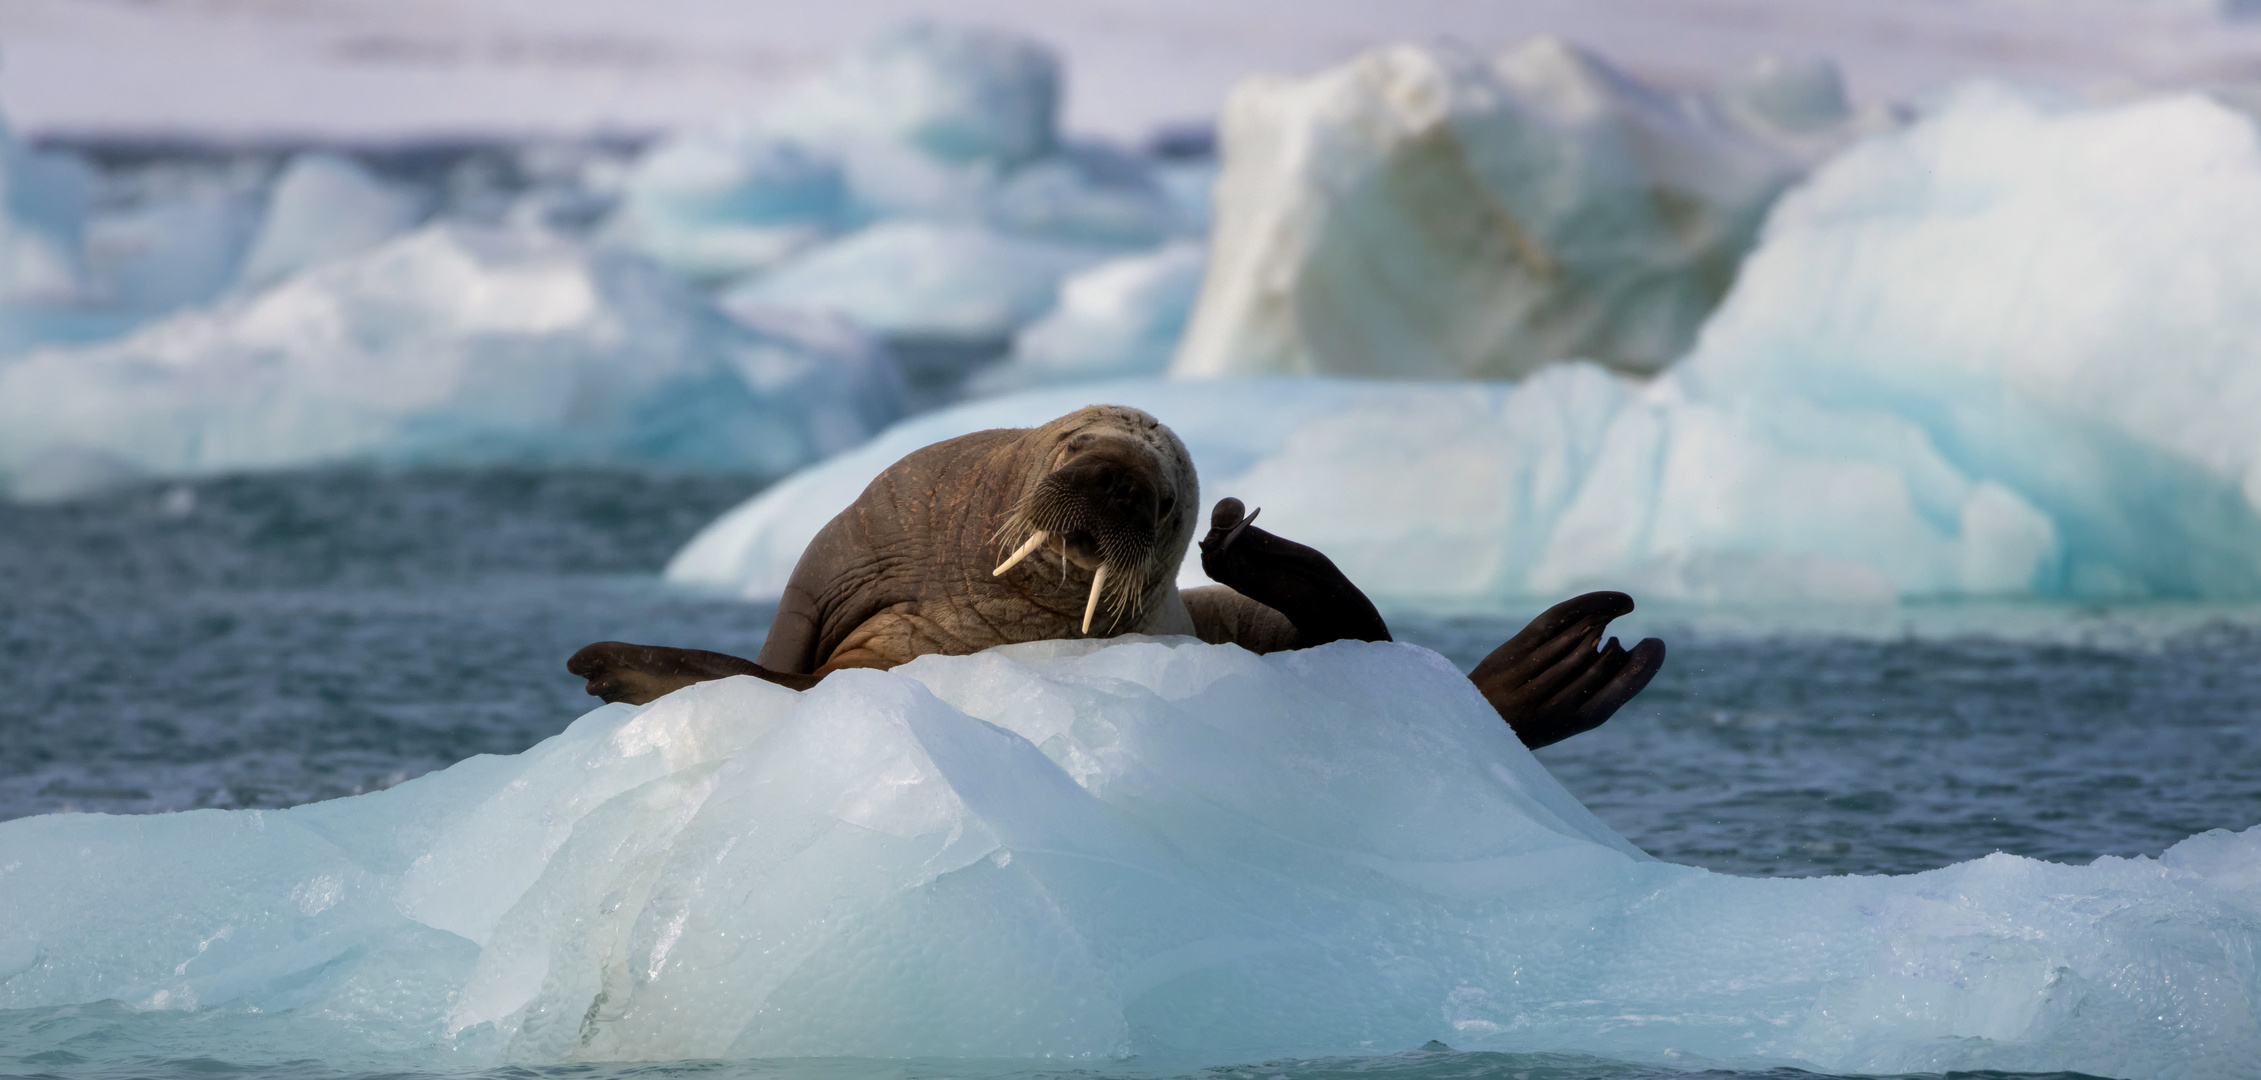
[3,466,2257,1080]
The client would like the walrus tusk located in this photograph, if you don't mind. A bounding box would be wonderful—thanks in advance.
[993,530,1050,576]
[1082,563,1109,634]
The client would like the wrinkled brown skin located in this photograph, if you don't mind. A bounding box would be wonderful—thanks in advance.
[568,407,1665,749]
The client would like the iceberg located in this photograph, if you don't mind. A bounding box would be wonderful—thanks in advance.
[678,82,2261,606]
[2,640,2256,1076]
[0,111,93,305]
[604,129,848,283]
[0,224,904,500]
[767,21,1061,169]
[84,170,264,317]
[967,241,1206,394]
[603,22,1190,355]
[236,152,427,289]
[721,220,1114,345]
[1172,38,1864,382]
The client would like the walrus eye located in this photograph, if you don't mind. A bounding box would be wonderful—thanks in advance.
[1158,493,1176,519]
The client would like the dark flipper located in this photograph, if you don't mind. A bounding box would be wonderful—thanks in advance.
[1469,592,1666,749]
[1197,497,1391,648]
[567,641,823,705]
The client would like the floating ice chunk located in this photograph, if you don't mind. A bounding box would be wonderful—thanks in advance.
[1657,82,2261,598]
[2,641,2257,1074]
[768,21,1060,169]
[662,81,2261,606]
[0,113,93,304]
[1173,38,1852,382]
[604,130,846,282]
[0,225,903,499]
[722,220,1113,343]
[237,153,426,289]
[968,241,1206,394]
[982,140,1183,246]
[80,160,265,316]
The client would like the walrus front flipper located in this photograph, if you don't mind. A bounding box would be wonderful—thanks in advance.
[1197,497,1391,649]
[567,641,822,705]
[1469,592,1666,750]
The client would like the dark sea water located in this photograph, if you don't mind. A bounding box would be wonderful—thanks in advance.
[2,467,2255,1080]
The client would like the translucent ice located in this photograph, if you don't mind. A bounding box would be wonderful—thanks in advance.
[679,83,2261,606]
[0,225,904,499]
[2,640,2256,1076]
[237,152,427,289]
[1172,38,1863,382]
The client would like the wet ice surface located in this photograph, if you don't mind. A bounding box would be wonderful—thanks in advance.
[4,466,2257,883]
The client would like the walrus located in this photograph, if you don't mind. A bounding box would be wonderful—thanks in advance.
[569,405,1665,749]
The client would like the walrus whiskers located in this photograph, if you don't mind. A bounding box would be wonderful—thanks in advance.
[1082,563,1110,633]
[993,530,1050,576]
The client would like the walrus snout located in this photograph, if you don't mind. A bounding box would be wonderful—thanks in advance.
[994,431,1191,633]
[1046,447,1162,525]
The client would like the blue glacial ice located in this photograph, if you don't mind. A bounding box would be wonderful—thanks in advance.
[673,84,2261,606]
[1172,38,1879,383]
[0,224,905,499]
[2,639,2257,1076]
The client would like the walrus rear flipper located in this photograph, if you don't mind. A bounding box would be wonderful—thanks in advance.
[568,641,821,705]
[1469,592,1666,750]
[1196,497,1392,649]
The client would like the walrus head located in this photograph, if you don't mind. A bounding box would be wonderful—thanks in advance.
[991,405,1198,634]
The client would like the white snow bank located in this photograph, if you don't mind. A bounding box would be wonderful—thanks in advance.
[236,152,426,289]
[0,224,903,499]
[1173,38,1872,382]
[2,640,2256,1076]
[673,84,2261,606]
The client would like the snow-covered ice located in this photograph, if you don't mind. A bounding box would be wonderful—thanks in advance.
[0,225,904,499]
[1,640,2256,1075]
[674,83,2261,607]
[1172,38,1869,382]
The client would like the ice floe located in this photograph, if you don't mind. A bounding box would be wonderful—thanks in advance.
[1172,38,1873,382]
[673,84,2261,607]
[0,112,93,306]
[969,240,1207,393]
[236,152,428,290]
[0,640,2255,1076]
[720,220,1115,345]
[0,225,903,499]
